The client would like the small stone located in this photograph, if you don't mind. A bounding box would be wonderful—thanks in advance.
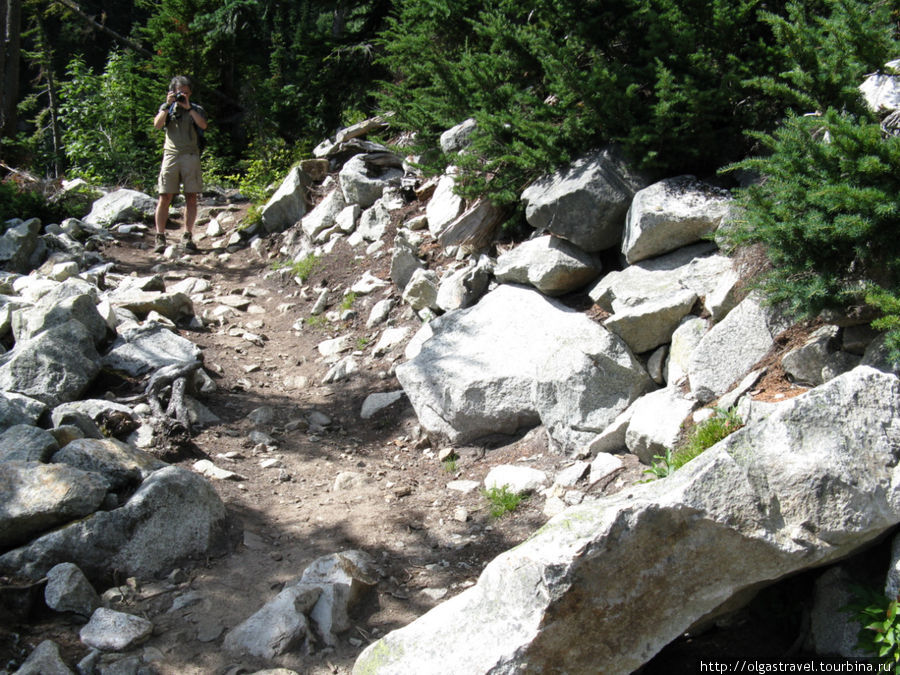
[420,587,448,601]
[452,506,469,523]
[44,562,100,617]
[80,608,153,651]
[446,480,480,494]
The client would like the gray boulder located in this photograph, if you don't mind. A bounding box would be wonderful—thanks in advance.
[688,295,791,403]
[0,392,45,433]
[0,218,42,273]
[51,438,165,491]
[438,199,504,253]
[396,284,652,452]
[300,186,346,241]
[45,562,101,616]
[354,199,392,243]
[0,461,109,549]
[604,289,697,354]
[426,170,465,238]
[440,118,477,153]
[389,233,425,290]
[83,189,156,227]
[401,269,439,312]
[354,366,900,675]
[624,386,696,464]
[103,288,193,321]
[297,550,378,646]
[12,292,108,345]
[622,176,731,264]
[223,584,321,659]
[860,60,900,113]
[494,235,601,296]
[0,424,58,462]
[12,640,74,675]
[0,320,101,407]
[102,322,202,377]
[521,146,649,252]
[339,153,404,208]
[80,607,153,651]
[589,242,726,312]
[436,256,493,312]
[261,166,310,233]
[0,465,233,583]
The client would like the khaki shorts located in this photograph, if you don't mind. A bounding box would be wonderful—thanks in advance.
[157,152,202,194]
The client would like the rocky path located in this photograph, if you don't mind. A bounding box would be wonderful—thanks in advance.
[45,219,603,675]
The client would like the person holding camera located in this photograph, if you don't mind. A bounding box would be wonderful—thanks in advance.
[153,75,208,253]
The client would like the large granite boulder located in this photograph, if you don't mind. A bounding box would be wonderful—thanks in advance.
[396,284,653,452]
[520,146,649,252]
[621,176,731,264]
[0,465,234,583]
[83,189,156,227]
[354,366,900,674]
[0,218,42,273]
[688,294,791,402]
[0,461,109,550]
[494,235,601,297]
[261,166,310,233]
[0,320,101,407]
[339,153,404,208]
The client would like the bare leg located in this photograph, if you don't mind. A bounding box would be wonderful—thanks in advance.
[184,193,198,234]
[155,193,174,234]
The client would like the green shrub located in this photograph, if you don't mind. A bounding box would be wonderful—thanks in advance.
[482,485,526,518]
[724,110,900,349]
[58,50,159,188]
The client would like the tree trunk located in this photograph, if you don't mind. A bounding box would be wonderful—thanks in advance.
[1,0,21,140]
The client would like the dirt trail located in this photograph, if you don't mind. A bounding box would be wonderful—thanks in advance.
[13,208,599,675]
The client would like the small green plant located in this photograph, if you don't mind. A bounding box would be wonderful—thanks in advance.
[441,457,458,473]
[482,485,526,518]
[845,585,900,670]
[340,292,358,311]
[642,449,674,481]
[355,336,370,350]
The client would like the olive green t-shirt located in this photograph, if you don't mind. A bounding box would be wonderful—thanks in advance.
[162,104,206,155]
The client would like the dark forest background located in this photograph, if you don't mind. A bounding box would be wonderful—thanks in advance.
[4,0,900,358]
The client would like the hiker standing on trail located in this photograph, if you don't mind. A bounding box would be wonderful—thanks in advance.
[153,75,207,254]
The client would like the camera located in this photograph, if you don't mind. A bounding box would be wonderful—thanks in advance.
[175,93,186,103]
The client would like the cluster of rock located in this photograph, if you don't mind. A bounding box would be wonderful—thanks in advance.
[0,197,248,672]
[353,70,900,671]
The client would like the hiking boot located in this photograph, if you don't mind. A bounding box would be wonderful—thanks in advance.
[153,233,167,253]
[182,232,198,252]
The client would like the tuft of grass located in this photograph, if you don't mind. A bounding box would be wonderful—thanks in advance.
[340,291,358,311]
[673,406,743,471]
[641,407,743,482]
[355,336,370,350]
[482,485,526,518]
[441,455,458,473]
[273,253,321,283]
[305,315,327,329]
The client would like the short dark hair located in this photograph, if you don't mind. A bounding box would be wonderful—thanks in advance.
[168,75,192,92]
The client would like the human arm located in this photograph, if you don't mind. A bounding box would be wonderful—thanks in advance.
[153,90,176,130]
